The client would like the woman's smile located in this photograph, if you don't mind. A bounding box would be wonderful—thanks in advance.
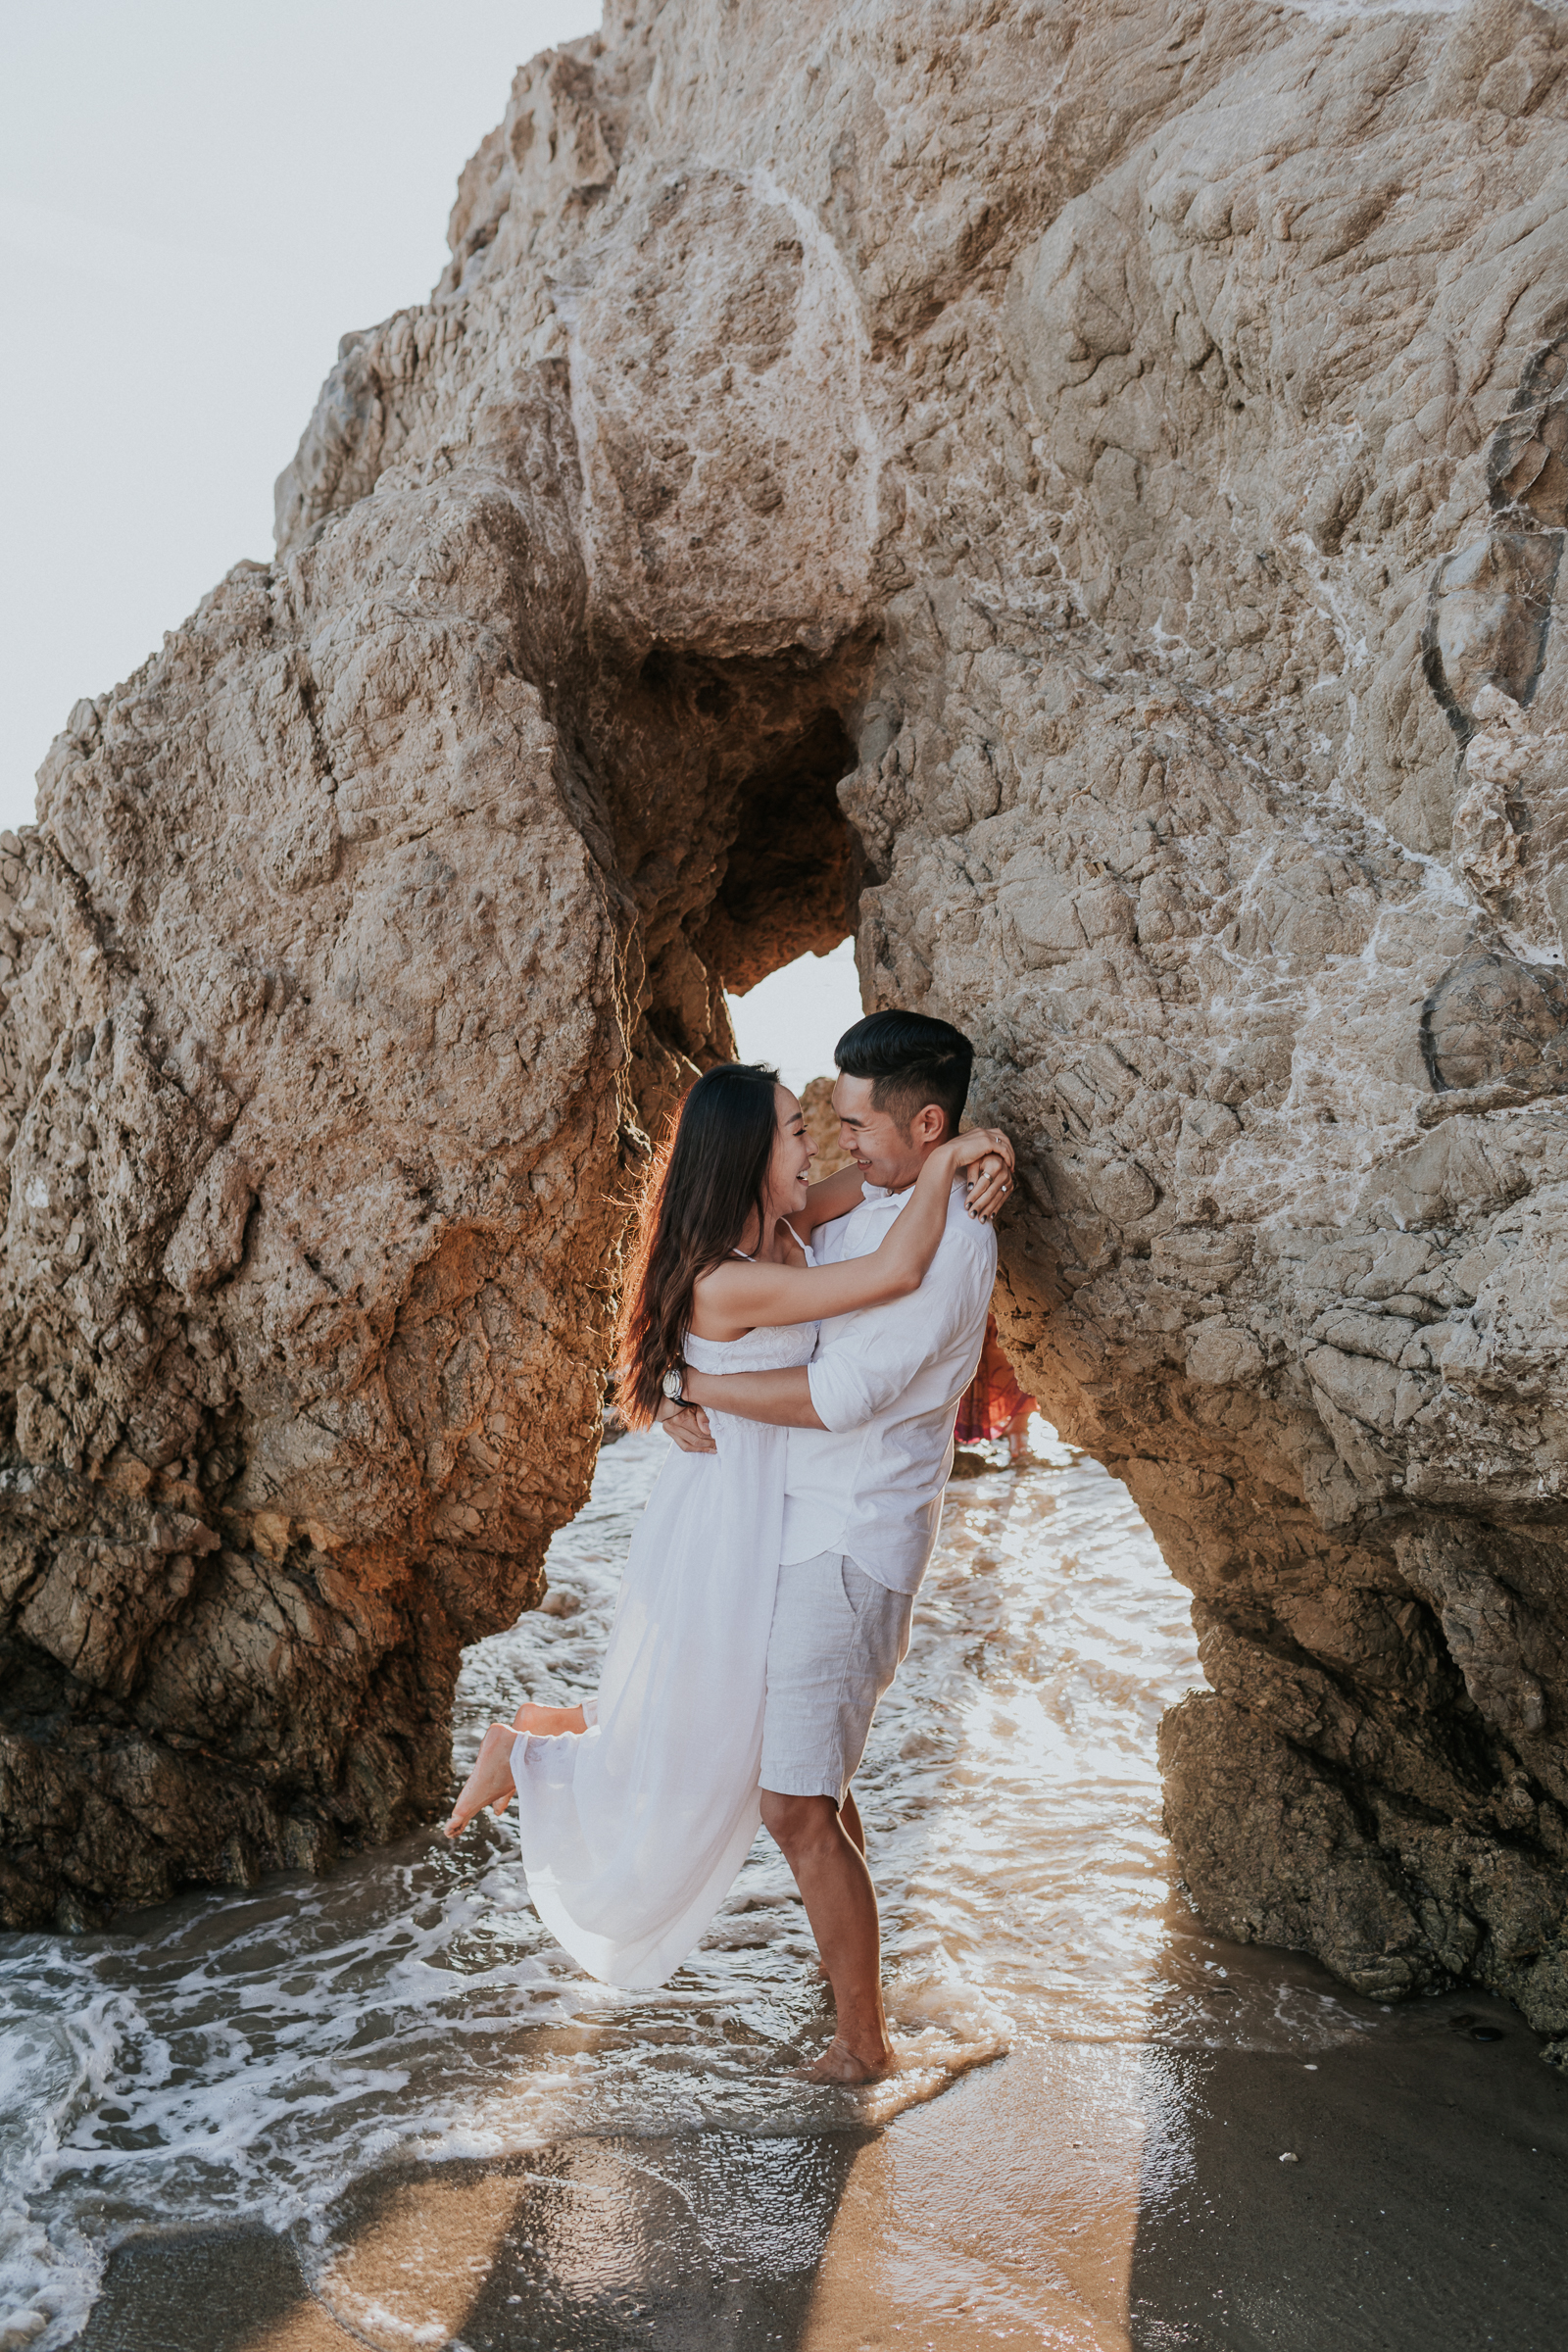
[768,1085,813,1216]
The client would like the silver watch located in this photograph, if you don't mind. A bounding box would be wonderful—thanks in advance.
[662,1363,689,1405]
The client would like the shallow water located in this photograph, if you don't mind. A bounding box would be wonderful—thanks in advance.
[0,1423,1503,2347]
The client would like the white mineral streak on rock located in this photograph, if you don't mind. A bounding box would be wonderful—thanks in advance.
[566,160,880,659]
[4,0,1568,2036]
[1456,682,1568,966]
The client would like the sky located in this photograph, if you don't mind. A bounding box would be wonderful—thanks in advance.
[725,938,864,1097]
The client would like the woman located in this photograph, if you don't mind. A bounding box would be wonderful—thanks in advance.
[444,1061,1011,1989]
[956,1313,1038,1464]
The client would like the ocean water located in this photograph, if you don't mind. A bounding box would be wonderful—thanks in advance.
[0,1423,1416,2349]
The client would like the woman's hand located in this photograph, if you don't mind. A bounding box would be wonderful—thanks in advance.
[654,1393,717,1454]
[952,1127,1016,1221]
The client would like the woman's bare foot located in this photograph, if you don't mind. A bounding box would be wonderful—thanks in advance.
[444,1722,519,1838]
[797,2033,897,2084]
[512,1700,588,1738]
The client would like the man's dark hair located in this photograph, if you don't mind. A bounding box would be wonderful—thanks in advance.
[834,1009,974,1138]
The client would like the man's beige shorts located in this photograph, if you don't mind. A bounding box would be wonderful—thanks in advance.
[760,1550,914,1806]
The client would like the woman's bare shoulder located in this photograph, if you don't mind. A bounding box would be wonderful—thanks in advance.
[692,1258,747,1305]
[773,1218,809,1269]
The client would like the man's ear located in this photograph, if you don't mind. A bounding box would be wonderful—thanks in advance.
[910,1102,947,1147]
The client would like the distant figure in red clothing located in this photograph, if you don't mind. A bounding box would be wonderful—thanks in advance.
[955,1312,1036,1464]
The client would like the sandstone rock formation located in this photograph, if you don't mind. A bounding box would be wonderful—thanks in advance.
[6,0,1568,2034]
[800,1075,856,1179]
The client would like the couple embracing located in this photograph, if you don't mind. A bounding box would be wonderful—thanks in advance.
[447,1010,1015,2082]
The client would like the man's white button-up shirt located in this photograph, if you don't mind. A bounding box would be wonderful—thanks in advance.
[780,1174,997,1595]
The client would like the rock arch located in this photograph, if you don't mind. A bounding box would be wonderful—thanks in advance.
[5,1,1568,2040]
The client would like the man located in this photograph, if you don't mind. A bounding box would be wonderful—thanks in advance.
[661,1009,1004,2082]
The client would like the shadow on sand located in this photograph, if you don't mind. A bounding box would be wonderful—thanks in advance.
[78,2128,873,2351]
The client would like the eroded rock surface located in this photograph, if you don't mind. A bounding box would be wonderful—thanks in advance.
[6,0,1568,2022]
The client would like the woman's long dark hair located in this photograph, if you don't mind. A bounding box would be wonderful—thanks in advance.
[617,1061,781,1427]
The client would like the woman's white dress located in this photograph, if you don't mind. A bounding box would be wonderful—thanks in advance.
[511,1300,818,1987]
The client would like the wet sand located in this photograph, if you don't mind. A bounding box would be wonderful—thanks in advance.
[78,1980,1567,2352]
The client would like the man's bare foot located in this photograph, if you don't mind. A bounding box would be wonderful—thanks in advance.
[444,1722,519,1838]
[796,2034,897,2084]
[512,1700,588,1738]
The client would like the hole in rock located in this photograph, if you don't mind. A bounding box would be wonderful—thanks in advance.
[598,645,867,1127]
[689,704,860,997]
[726,937,863,1096]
